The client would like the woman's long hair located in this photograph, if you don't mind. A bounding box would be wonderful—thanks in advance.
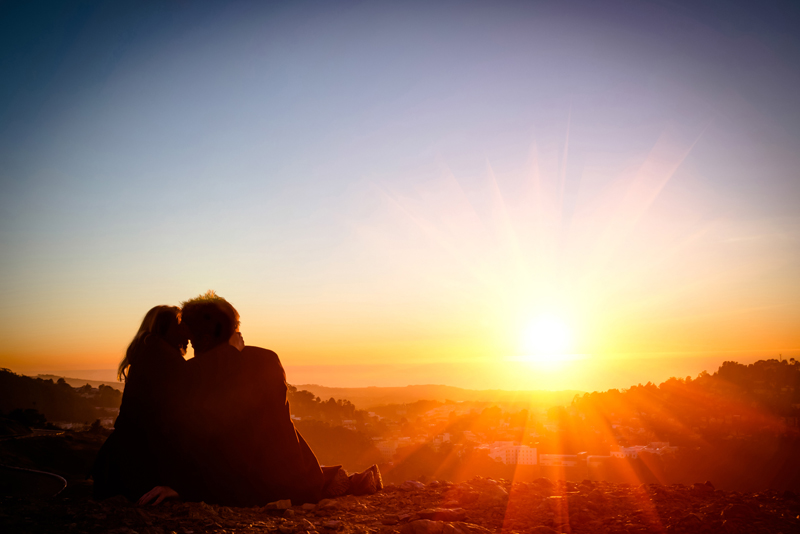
[117,305,181,382]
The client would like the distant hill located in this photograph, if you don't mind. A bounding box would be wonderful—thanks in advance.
[293,384,582,409]
[0,370,121,424]
[36,375,124,391]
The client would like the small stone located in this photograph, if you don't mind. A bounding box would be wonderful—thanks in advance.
[676,513,704,529]
[323,521,342,529]
[316,499,338,510]
[382,514,400,525]
[721,503,754,520]
[302,503,316,511]
[455,492,479,505]
[401,519,444,534]
[587,489,606,502]
[400,480,426,492]
[265,500,292,510]
[417,509,466,522]
[692,482,715,495]
[475,484,508,507]
[284,509,296,518]
[443,522,492,534]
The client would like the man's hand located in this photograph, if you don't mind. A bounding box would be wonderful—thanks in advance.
[138,485,179,505]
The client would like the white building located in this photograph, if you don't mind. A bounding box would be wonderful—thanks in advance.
[611,447,640,459]
[538,454,578,467]
[487,442,538,465]
[433,433,451,444]
[612,442,678,459]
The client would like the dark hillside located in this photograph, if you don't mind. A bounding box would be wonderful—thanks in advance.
[0,369,121,424]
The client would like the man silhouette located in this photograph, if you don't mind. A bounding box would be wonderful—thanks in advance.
[170,291,325,506]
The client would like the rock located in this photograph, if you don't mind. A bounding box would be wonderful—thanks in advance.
[381,514,400,525]
[323,520,342,529]
[533,478,554,489]
[402,519,444,534]
[474,484,507,507]
[443,522,492,534]
[721,503,754,520]
[417,508,466,521]
[782,490,797,500]
[302,503,316,511]
[674,513,704,532]
[284,509,296,518]
[316,499,338,511]
[264,500,292,510]
[455,491,479,505]
[279,522,296,533]
[529,527,559,534]
[691,481,715,495]
[538,496,568,525]
[586,488,606,503]
[402,520,491,534]
[400,480,426,492]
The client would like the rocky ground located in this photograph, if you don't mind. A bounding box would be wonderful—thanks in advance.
[2,476,799,534]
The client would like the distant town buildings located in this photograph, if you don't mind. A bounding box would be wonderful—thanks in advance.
[539,454,578,467]
[611,442,678,459]
[484,441,538,465]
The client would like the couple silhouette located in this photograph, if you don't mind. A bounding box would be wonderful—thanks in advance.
[91,291,380,506]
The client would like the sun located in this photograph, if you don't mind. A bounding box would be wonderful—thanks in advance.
[522,315,572,355]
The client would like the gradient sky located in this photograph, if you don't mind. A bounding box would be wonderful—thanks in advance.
[1,0,799,391]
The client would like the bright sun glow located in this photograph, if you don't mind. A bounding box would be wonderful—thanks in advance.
[514,315,578,370]
[523,316,572,355]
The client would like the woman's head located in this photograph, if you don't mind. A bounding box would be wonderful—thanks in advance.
[118,305,183,381]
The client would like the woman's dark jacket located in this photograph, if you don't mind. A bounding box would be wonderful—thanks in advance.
[91,336,185,501]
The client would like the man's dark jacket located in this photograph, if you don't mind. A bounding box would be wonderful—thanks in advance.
[178,343,323,506]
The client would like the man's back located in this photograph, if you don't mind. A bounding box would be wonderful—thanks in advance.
[180,344,324,506]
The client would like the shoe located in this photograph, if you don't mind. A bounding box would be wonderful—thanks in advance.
[324,466,351,498]
[367,464,383,491]
[349,470,376,496]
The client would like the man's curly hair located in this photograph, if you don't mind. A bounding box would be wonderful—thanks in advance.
[180,290,240,350]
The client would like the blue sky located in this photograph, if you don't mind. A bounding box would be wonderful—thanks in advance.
[1,1,799,389]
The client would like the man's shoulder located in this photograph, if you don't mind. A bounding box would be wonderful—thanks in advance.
[241,345,278,356]
[187,343,238,363]
[241,346,282,367]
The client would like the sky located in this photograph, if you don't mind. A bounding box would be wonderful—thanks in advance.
[1,0,799,391]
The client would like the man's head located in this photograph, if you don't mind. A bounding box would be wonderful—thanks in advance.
[180,290,240,355]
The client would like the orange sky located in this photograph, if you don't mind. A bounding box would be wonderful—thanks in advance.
[2,2,799,391]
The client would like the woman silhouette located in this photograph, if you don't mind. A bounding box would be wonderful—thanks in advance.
[91,305,188,503]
